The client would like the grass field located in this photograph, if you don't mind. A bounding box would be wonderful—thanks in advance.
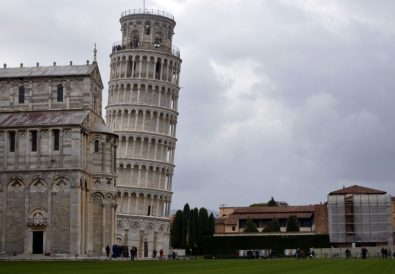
[0,259,394,274]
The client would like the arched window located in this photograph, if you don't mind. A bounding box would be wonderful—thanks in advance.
[145,21,151,35]
[57,84,63,102]
[94,140,99,152]
[19,86,25,104]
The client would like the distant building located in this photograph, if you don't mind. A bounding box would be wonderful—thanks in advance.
[216,185,394,247]
[0,61,118,256]
[328,185,393,247]
[216,204,328,235]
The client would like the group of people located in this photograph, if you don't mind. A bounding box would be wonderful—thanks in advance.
[380,247,394,259]
[105,245,167,260]
[344,247,395,259]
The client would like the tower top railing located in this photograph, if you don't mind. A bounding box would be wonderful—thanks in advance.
[112,41,180,58]
[121,9,174,21]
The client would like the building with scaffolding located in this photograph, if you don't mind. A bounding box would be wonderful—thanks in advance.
[327,185,393,246]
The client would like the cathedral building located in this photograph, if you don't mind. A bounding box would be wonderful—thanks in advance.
[106,9,182,257]
[0,60,118,256]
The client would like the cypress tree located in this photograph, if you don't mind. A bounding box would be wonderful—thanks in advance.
[188,207,199,252]
[197,207,209,248]
[208,213,215,236]
[182,203,190,249]
[171,210,184,248]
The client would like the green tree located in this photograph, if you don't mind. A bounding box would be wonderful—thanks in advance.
[171,210,184,248]
[188,207,199,252]
[197,207,209,248]
[249,203,267,207]
[267,197,277,207]
[208,213,215,236]
[244,218,258,233]
[263,218,281,232]
[286,215,300,232]
[182,203,190,248]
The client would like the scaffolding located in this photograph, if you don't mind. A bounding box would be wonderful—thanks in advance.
[328,194,393,244]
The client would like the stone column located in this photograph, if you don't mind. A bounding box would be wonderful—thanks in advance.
[127,194,131,214]
[135,195,139,214]
[111,203,116,244]
[87,196,94,255]
[139,230,144,258]
[153,231,158,251]
[124,228,129,247]
[70,184,82,256]
[23,178,29,254]
[101,201,106,256]
[0,185,5,254]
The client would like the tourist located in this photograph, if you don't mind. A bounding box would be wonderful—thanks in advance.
[345,249,351,259]
[106,245,110,258]
[159,249,164,260]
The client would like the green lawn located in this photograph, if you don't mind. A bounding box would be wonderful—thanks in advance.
[0,259,394,274]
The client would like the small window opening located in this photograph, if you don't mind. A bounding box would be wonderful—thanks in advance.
[53,129,60,151]
[31,130,37,152]
[154,38,162,48]
[57,84,63,102]
[145,22,151,35]
[94,140,99,152]
[9,131,16,152]
[19,86,25,104]
[155,60,161,80]
[132,36,139,48]
[147,205,151,216]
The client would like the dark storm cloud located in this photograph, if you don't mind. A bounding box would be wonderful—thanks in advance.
[1,0,394,211]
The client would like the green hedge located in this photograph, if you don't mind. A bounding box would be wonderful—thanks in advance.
[203,234,330,256]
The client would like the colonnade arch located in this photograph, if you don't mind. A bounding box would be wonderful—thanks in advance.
[106,108,177,137]
[117,190,171,217]
[108,82,178,111]
[110,54,181,85]
[117,162,173,191]
[117,135,175,163]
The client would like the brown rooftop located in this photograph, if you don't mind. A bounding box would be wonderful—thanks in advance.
[0,110,89,128]
[329,185,386,195]
[233,205,315,214]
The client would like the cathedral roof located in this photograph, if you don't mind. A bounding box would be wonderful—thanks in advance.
[91,116,116,135]
[0,110,89,128]
[0,64,96,79]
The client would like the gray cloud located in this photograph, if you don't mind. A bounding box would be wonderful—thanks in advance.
[1,0,395,211]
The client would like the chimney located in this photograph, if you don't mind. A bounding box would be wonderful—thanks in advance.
[53,62,56,66]
[20,63,23,68]
[3,63,6,69]
[36,62,39,67]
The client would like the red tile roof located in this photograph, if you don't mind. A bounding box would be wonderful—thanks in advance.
[329,185,386,195]
[233,205,315,214]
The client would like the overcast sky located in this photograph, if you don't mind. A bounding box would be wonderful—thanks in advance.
[1,0,395,211]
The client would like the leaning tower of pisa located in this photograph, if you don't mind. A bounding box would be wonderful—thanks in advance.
[106,9,181,257]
